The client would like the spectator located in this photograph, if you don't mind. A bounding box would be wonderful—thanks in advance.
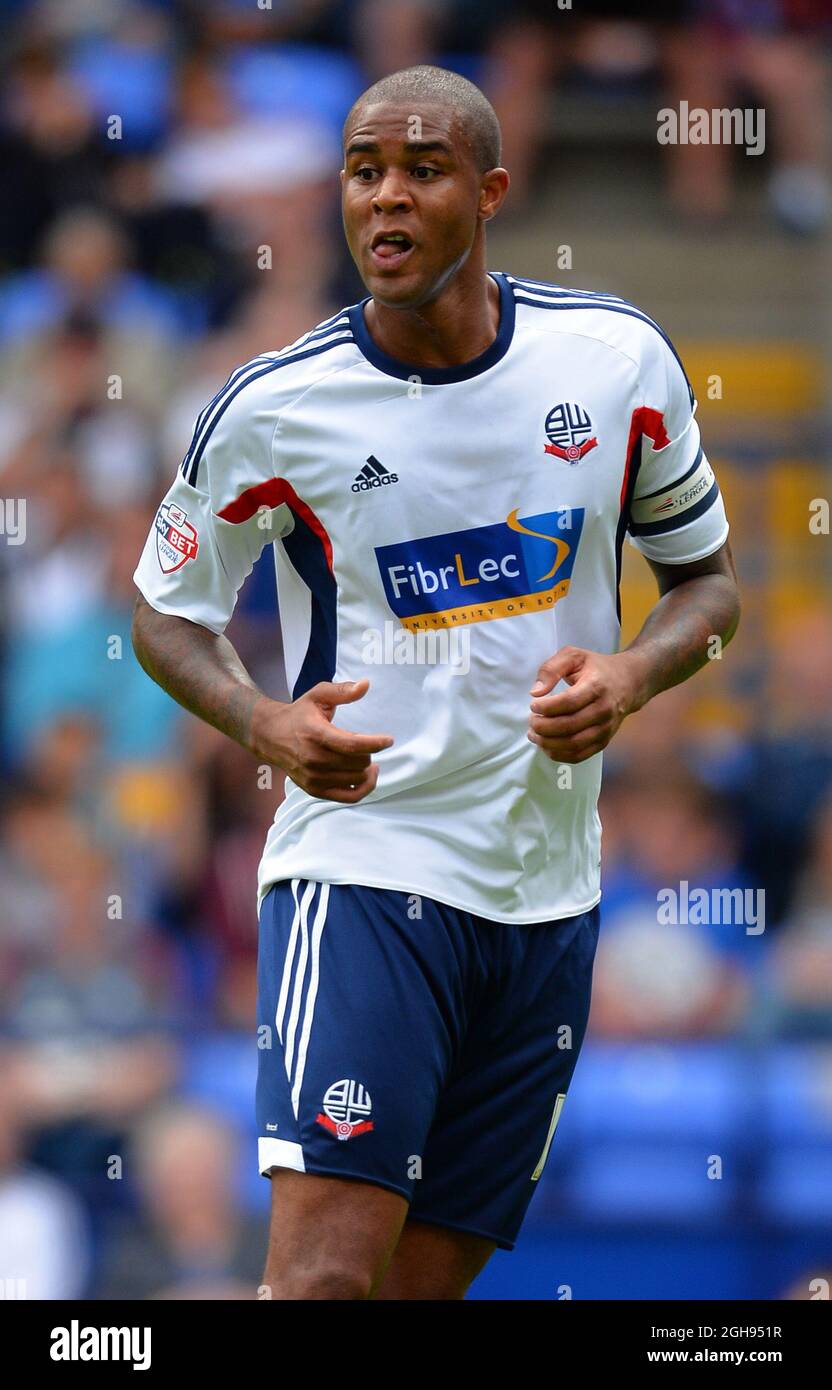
[3,485,183,763]
[735,608,832,927]
[97,1101,264,1299]
[663,0,832,233]
[0,206,184,345]
[0,1069,91,1299]
[760,789,832,1037]
[592,768,762,1037]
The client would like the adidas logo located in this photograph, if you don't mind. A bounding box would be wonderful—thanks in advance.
[351,455,399,493]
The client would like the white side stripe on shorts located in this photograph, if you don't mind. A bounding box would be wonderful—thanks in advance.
[275,879,303,1045]
[290,882,330,1119]
[531,1092,567,1181]
[283,879,316,1078]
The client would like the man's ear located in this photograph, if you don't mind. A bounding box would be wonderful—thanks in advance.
[479,168,510,222]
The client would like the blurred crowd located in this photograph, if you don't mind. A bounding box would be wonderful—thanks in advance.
[0,0,830,1299]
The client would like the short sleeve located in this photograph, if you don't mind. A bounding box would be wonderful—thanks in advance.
[627,328,729,565]
[133,380,290,634]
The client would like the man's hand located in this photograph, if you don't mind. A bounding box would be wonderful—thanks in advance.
[251,677,394,803]
[527,647,643,765]
[131,598,393,804]
[527,542,742,764]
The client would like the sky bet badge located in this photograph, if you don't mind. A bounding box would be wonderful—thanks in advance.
[155,501,199,573]
[376,507,585,632]
[543,401,598,464]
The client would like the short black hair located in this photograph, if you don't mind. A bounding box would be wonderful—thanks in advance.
[343,64,502,173]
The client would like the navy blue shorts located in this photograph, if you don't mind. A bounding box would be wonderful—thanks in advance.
[256,879,600,1250]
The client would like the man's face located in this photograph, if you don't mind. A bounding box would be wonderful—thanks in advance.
[341,101,487,308]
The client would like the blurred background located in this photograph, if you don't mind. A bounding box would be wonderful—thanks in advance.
[0,0,831,1301]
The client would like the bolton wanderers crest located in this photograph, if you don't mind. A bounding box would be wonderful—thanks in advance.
[544,402,598,464]
[316,1078,374,1141]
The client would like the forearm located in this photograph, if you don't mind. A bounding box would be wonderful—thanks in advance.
[131,595,277,752]
[132,596,392,801]
[620,572,741,711]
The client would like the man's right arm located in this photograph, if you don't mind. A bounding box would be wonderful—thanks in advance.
[132,596,393,803]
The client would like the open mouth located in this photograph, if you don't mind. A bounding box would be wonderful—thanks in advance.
[370,232,415,270]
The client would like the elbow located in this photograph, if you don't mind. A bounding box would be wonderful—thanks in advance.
[131,594,151,670]
[723,582,742,649]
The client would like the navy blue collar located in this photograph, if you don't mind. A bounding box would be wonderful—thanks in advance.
[347,271,515,384]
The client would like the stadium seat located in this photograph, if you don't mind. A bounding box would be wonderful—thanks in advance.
[566,1043,752,1143]
[68,38,173,150]
[760,1044,832,1142]
[566,1142,739,1222]
[180,1033,256,1131]
[758,1146,832,1225]
[224,44,364,133]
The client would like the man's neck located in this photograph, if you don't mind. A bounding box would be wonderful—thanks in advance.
[364,268,500,370]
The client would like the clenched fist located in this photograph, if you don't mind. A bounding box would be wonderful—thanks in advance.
[528,646,645,765]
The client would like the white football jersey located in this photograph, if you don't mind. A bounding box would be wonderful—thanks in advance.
[134,272,729,923]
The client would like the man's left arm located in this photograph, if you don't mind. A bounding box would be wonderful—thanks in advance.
[527,540,740,764]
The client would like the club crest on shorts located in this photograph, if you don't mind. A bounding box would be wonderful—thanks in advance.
[543,402,598,464]
[155,502,199,573]
[316,1078,374,1141]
